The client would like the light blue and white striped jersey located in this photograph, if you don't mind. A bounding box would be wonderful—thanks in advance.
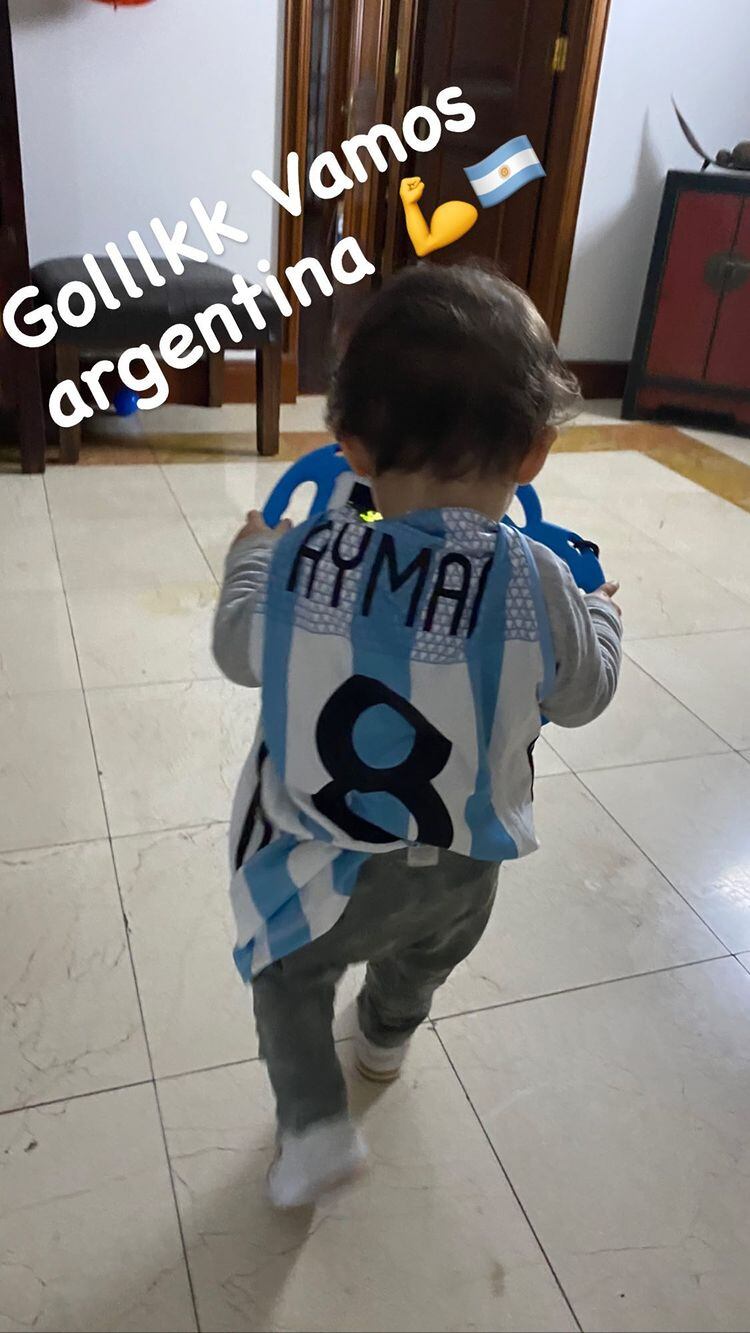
[229,503,556,981]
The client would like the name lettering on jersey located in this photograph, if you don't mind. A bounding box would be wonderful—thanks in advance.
[287,522,493,637]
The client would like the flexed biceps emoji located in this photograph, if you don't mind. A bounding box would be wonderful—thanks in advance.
[399,177,478,257]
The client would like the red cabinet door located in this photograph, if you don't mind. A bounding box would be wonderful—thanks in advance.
[705,200,750,388]
[646,191,743,381]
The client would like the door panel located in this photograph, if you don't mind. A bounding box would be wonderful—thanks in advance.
[297,0,354,393]
[341,0,399,257]
[394,0,566,285]
[298,0,395,392]
[705,200,750,388]
[296,0,570,389]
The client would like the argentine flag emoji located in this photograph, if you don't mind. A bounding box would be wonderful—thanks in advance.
[464,136,545,209]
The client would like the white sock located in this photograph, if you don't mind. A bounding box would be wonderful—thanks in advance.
[267,1115,367,1208]
[355,1031,409,1081]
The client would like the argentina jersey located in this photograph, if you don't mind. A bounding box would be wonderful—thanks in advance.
[229,504,555,981]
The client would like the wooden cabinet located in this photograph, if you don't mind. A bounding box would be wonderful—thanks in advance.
[623,171,750,434]
[0,0,45,473]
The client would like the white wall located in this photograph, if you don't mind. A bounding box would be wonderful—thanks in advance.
[559,0,750,362]
[10,0,282,273]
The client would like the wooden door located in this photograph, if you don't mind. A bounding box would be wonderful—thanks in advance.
[0,0,45,471]
[297,0,397,392]
[388,0,567,285]
[291,0,605,392]
[297,0,353,392]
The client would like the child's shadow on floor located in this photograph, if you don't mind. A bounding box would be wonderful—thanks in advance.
[85,1051,392,1331]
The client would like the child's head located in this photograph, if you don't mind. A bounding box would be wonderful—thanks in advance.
[327,262,580,487]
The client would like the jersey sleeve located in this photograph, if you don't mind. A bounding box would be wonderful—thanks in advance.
[212,534,276,688]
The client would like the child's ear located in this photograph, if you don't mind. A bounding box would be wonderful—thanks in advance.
[516,426,557,485]
[339,435,372,477]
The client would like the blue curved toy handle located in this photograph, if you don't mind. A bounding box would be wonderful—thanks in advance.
[262,443,350,528]
[262,443,605,592]
[507,485,605,594]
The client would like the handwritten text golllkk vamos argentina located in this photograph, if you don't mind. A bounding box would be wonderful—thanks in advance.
[2,88,475,428]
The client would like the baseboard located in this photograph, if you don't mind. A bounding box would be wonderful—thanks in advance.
[567,360,629,399]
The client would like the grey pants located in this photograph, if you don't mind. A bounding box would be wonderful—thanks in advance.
[252,847,499,1133]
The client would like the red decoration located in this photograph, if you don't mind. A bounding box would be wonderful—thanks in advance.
[89,1,155,7]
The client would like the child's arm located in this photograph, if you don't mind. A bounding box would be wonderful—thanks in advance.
[533,542,623,728]
[212,512,289,687]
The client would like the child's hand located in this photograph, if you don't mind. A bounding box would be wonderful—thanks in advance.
[592,581,622,617]
[232,510,292,546]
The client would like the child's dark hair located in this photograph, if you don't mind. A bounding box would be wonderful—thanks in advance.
[326,262,581,480]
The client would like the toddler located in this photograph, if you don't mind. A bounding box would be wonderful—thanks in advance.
[213,263,622,1207]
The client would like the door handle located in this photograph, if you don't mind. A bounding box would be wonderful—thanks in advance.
[704,251,750,293]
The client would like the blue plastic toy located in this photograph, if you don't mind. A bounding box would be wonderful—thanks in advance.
[262,442,605,593]
[113,386,140,417]
[263,443,350,528]
[506,484,605,594]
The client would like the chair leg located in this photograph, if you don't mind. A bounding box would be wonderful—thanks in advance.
[55,343,82,464]
[208,351,225,408]
[256,341,281,457]
[15,347,46,474]
[39,343,59,457]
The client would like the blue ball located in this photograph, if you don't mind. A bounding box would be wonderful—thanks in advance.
[113,386,140,417]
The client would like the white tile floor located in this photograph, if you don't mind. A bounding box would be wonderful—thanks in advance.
[1,445,750,1332]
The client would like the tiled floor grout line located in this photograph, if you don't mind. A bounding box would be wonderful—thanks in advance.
[153,1053,262,1084]
[543,731,747,782]
[41,475,203,1333]
[626,625,750,641]
[83,673,222,693]
[546,746,732,777]
[8,946,750,1120]
[541,481,750,612]
[430,952,733,1026]
[619,648,740,752]
[585,730,750,768]
[3,744,743,847]
[6,665,741,727]
[159,462,222,589]
[0,820,230,860]
[109,818,230,840]
[573,770,733,953]
[2,727,748,857]
[432,1025,584,1333]
[0,1076,155,1119]
[0,831,112,858]
[2,675,225,698]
